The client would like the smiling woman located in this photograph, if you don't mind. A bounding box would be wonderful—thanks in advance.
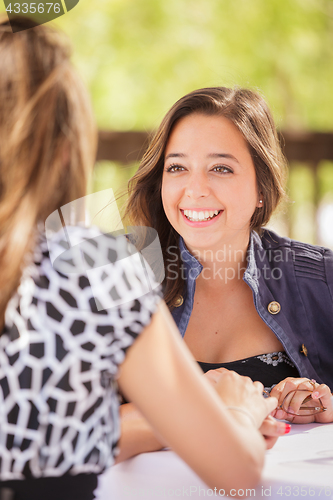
[121,86,333,463]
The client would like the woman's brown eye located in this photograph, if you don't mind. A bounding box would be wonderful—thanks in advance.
[166,165,184,172]
[213,166,232,174]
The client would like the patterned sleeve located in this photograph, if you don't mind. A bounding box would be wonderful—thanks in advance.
[0,227,163,478]
[44,226,163,375]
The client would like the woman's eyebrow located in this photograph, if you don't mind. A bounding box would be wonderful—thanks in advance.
[207,153,240,163]
[165,153,187,160]
[165,152,240,163]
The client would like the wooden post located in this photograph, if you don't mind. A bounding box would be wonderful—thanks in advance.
[311,162,321,244]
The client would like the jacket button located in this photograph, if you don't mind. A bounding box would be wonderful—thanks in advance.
[173,295,184,307]
[300,344,308,356]
[267,301,281,315]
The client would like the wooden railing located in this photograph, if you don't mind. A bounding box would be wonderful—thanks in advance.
[97,130,333,165]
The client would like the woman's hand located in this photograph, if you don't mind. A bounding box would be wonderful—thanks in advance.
[204,368,289,448]
[269,377,333,423]
[208,368,278,429]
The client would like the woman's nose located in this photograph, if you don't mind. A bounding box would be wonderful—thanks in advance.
[185,172,210,199]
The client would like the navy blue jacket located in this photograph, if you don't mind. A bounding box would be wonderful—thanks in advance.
[171,230,333,390]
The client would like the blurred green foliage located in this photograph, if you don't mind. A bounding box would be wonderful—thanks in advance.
[2,0,333,133]
[2,0,330,131]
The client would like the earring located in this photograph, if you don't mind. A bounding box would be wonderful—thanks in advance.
[259,200,263,204]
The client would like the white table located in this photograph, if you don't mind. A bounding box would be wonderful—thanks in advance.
[96,422,333,499]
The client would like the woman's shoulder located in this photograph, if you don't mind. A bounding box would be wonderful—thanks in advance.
[43,224,128,267]
[31,225,127,291]
[11,226,129,315]
[258,228,332,257]
[35,224,162,311]
[255,229,333,281]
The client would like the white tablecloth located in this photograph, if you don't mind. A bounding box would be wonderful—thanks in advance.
[96,422,333,500]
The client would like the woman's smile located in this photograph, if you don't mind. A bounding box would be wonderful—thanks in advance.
[181,208,223,226]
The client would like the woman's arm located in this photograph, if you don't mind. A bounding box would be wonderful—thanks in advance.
[118,301,277,492]
[115,391,284,464]
[115,403,164,463]
[115,355,287,464]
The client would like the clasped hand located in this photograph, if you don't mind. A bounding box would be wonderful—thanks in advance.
[204,368,283,449]
[203,369,333,449]
[269,377,333,424]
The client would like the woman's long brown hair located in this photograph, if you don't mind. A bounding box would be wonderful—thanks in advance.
[0,16,96,328]
[125,87,287,309]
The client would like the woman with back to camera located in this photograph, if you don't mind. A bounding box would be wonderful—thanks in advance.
[120,86,333,460]
[0,16,277,500]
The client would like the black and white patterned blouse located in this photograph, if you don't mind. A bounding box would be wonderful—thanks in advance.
[0,227,161,481]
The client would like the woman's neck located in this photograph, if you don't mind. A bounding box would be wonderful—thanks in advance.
[188,233,251,290]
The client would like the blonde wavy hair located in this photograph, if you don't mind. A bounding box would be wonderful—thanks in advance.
[0,15,96,327]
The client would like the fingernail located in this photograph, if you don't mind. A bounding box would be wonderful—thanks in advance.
[313,391,320,399]
[284,424,291,434]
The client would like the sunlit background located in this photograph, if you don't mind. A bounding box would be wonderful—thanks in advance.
[2,0,333,245]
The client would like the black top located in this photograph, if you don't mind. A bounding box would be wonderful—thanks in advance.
[197,351,299,389]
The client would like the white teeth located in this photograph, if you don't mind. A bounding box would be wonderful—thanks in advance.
[183,209,221,222]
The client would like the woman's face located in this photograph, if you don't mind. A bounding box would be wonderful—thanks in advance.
[161,113,260,254]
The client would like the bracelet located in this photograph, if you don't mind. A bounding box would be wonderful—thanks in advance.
[226,406,257,427]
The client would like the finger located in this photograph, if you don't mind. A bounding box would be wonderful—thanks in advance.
[212,368,238,381]
[270,377,310,394]
[264,436,279,450]
[203,370,221,385]
[312,384,332,401]
[273,407,292,421]
[275,378,309,398]
[260,416,290,450]
[253,381,264,393]
[312,385,333,423]
[281,389,313,416]
[269,381,291,403]
[264,395,278,415]
[208,367,229,375]
[259,416,291,436]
